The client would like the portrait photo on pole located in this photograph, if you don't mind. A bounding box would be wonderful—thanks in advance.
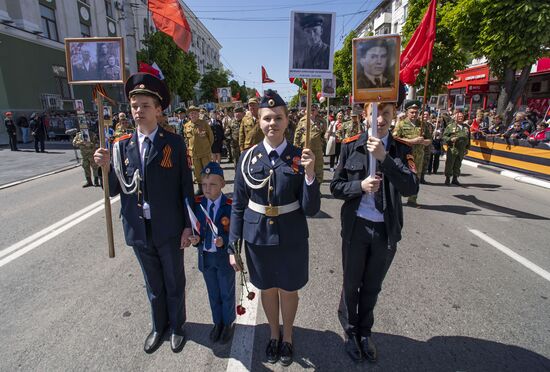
[454,94,466,109]
[65,37,125,84]
[437,94,448,110]
[289,11,336,79]
[322,76,336,98]
[217,87,232,105]
[429,95,438,107]
[352,35,400,103]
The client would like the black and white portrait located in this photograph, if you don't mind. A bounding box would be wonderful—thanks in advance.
[352,35,401,103]
[217,87,231,104]
[429,96,438,107]
[322,76,336,98]
[65,37,124,84]
[437,94,447,109]
[289,11,335,79]
[454,94,465,109]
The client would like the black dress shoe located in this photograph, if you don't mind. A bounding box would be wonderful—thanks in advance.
[279,341,294,366]
[265,339,280,364]
[445,176,451,185]
[170,331,186,353]
[209,323,223,343]
[345,334,363,363]
[219,324,234,344]
[144,330,163,354]
[361,336,377,363]
[451,177,461,186]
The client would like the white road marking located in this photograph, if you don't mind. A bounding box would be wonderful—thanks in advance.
[226,282,259,372]
[0,164,79,190]
[0,196,120,268]
[469,229,550,282]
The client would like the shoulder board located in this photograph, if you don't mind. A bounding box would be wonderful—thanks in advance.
[225,198,232,205]
[194,195,204,203]
[393,137,412,147]
[113,133,132,143]
[342,134,360,144]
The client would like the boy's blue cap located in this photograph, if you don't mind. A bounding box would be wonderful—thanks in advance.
[201,162,224,178]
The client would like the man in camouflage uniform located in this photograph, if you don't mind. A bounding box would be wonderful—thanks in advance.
[443,110,470,186]
[222,107,234,163]
[184,106,213,194]
[420,110,433,184]
[294,104,327,182]
[286,108,299,143]
[337,112,363,140]
[227,106,244,168]
[113,112,133,139]
[392,100,431,205]
[239,97,263,151]
[73,127,100,187]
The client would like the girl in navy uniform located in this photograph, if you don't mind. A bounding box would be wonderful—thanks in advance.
[228,90,320,366]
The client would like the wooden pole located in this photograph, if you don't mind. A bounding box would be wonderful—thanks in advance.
[421,61,431,134]
[369,102,378,178]
[326,97,330,123]
[305,78,312,148]
[96,91,116,258]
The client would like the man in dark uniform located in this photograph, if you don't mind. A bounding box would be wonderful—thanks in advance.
[356,39,394,89]
[94,73,194,354]
[293,14,330,70]
[3,112,18,151]
[330,101,419,363]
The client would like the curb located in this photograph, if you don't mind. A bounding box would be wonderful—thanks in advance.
[0,164,80,190]
[462,159,550,190]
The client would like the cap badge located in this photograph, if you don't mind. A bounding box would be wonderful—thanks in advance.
[138,84,145,89]
[205,168,211,174]
[268,99,275,107]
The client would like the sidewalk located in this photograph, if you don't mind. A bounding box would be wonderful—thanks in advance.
[462,159,550,190]
[0,141,81,188]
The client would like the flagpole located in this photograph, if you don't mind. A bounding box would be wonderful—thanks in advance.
[421,61,431,135]
[96,89,115,258]
[305,78,312,148]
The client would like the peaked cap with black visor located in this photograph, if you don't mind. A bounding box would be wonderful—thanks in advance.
[125,73,171,110]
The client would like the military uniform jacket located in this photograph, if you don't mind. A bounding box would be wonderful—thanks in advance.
[229,142,321,247]
[193,194,232,272]
[108,126,194,248]
[184,119,213,157]
[73,131,99,152]
[239,114,264,151]
[443,120,470,151]
[330,132,419,248]
[4,118,16,134]
[294,116,326,150]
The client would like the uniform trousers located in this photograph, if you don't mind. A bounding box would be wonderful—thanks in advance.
[341,217,395,337]
[202,251,236,325]
[133,220,186,334]
[192,155,211,184]
[34,136,45,152]
[8,131,18,151]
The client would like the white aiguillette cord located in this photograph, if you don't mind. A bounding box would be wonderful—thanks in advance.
[241,144,272,190]
[112,141,141,195]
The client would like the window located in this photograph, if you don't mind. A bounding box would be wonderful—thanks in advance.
[40,4,59,41]
[393,22,398,33]
[80,23,90,37]
[105,0,113,18]
[403,4,408,20]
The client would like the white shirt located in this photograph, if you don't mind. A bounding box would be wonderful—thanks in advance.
[263,139,315,185]
[203,195,222,253]
[137,126,158,219]
[356,133,389,223]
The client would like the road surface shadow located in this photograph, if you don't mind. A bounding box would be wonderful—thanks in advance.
[248,323,550,371]
[407,204,481,215]
[454,194,550,220]
[461,183,502,189]
[309,210,332,219]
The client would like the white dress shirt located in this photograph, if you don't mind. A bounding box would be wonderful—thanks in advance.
[203,195,222,252]
[263,139,315,185]
[137,126,158,219]
[356,132,389,223]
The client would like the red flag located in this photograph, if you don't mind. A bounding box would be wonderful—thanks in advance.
[399,0,437,85]
[262,66,275,83]
[138,61,161,78]
[232,91,241,102]
[255,90,261,99]
[289,77,307,90]
[148,0,192,52]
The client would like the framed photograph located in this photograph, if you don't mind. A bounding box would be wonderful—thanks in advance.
[289,11,336,79]
[429,96,438,107]
[436,94,447,109]
[454,94,466,109]
[65,37,125,84]
[352,35,401,103]
[217,87,232,105]
[74,99,85,114]
[321,76,336,98]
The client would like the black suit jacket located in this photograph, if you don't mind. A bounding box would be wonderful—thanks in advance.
[330,132,418,248]
[109,126,194,248]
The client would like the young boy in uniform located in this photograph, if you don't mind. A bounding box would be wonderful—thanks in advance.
[189,162,236,344]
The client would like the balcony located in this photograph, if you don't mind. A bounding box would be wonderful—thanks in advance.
[373,12,392,30]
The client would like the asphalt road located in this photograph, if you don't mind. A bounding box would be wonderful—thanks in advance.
[1,159,549,371]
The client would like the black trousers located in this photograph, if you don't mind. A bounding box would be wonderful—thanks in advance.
[133,221,186,334]
[329,142,341,168]
[428,153,440,174]
[341,217,395,337]
[8,132,17,151]
[34,136,45,152]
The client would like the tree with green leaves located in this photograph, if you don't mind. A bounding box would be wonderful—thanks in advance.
[229,79,248,103]
[443,0,550,120]
[199,66,231,103]
[333,31,357,102]
[402,0,468,98]
[136,32,200,103]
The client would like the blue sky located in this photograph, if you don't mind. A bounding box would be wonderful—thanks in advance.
[184,0,381,101]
